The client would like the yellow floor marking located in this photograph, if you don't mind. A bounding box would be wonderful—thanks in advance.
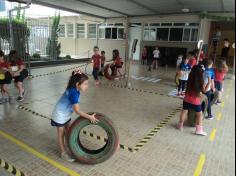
[221,102,225,108]
[209,129,217,142]
[0,130,80,176]
[193,154,206,176]
[217,112,222,121]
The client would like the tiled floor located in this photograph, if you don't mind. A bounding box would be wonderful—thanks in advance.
[0,62,235,176]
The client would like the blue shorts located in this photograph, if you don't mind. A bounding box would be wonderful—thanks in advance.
[215,81,223,91]
[183,101,202,112]
[51,119,71,127]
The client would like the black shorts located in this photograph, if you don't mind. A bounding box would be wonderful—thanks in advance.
[215,81,223,91]
[14,75,24,83]
[115,65,122,68]
[51,119,71,127]
[153,57,159,61]
[183,101,202,112]
[0,79,11,85]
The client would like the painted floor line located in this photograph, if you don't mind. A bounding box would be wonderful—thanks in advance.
[209,129,217,142]
[0,130,80,176]
[193,154,206,176]
[217,112,222,121]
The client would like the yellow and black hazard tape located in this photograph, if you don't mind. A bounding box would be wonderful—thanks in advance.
[0,158,26,176]
[81,130,135,153]
[18,105,50,120]
[28,63,88,79]
[18,105,135,153]
[133,106,182,152]
[101,83,181,100]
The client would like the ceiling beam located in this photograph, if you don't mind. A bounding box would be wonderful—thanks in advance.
[29,0,106,19]
[74,0,129,17]
[125,0,160,14]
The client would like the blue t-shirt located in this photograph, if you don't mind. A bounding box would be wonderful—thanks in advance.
[203,68,215,91]
[179,63,191,80]
[52,88,80,124]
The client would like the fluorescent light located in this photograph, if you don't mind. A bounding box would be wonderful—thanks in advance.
[182,8,190,13]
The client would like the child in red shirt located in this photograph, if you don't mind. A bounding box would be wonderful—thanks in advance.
[91,46,101,85]
[177,65,211,136]
[188,52,197,68]
[214,59,228,103]
[112,49,123,78]
[0,50,12,103]
[99,51,106,76]
[9,50,26,102]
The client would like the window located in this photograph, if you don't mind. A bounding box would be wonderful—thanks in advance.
[77,24,85,38]
[149,28,156,41]
[67,24,74,38]
[183,28,191,41]
[143,29,150,40]
[99,28,105,39]
[161,23,172,26]
[105,28,111,39]
[169,28,183,41]
[118,28,124,39]
[150,23,160,27]
[191,28,198,41]
[112,28,117,39]
[115,23,123,26]
[174,23,186,26]
[58,24,65,37]
[156,28,169,41]
[88,24,97,39]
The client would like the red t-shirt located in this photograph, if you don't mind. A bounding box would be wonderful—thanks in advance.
[142,51,147,60]
[0,61,10,69]
[184,92,201,105]
[199,52,205,61]
[10,59,24,67]
[115,57,123,66]
[188,58,197,67]
[92,54,101,68]
[214,69,227,83]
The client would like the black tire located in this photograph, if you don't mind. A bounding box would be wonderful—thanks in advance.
[68,112,119,164]
[104,64,116,80]
[187,94,208,127]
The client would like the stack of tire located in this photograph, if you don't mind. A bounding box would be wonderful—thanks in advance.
[67,113,119,164]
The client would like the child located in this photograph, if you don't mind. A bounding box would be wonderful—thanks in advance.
[99,51,106,76]
[91,46,101,85]
[177,57,191,96]
[214,59,228,103]
[51,70,99,162]
[152,46,160,70]
[177,65,210,136]
[9,50,26,102]
[141,47,147,65]
[188,51,197,68]
[112,49,123,78]
[176,54,183,71]
[203,59,215,120]
[0,50,12,103]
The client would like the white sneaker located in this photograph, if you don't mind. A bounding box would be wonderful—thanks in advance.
[61,152,76,162]
[195,131,207,136]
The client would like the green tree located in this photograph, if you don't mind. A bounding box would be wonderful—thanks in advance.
[46,12,61,60]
